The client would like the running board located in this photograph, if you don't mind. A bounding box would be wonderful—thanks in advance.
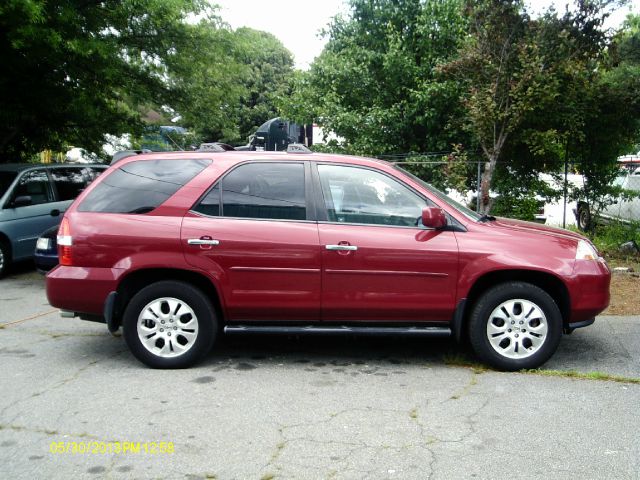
[224,325,451,337]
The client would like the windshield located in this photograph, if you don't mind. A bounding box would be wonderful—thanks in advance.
[394,165,482,222]
[0,172,18,198]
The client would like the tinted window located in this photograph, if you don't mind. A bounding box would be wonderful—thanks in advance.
[0,172,17,198]
[51,168,88,201]
[194,163,306,221]
[79,159,210,214]
[83,167,106,183]
[318,164,427,226]
[12,170,53,206]
[196,184,220,217]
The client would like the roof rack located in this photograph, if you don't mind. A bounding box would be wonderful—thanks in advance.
[286,143,312,154]
[197,142,236,152]
[111,149,151,165]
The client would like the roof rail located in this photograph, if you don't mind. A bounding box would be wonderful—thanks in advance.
[111,149,151,165]
[197,142,235,152]
[286,143,312,154]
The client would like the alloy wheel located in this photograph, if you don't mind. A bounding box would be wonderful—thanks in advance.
[486,299,548,359]
[137,297,199,358]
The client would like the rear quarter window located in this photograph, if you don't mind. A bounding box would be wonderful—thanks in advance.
[78,159,211,214]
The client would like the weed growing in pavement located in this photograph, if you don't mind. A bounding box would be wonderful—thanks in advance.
[443,354,640,384]
[523,369,640,384]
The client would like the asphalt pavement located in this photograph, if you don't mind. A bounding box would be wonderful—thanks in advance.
[0,267,638,479]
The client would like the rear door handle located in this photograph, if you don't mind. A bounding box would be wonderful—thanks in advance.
[188,238,220,246]
[326,244,358,251]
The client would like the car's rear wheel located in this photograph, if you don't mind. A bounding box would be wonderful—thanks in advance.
[0,240,10,278]
[468,282,562,371]
[577,202,591,231]
[122,281,216,368]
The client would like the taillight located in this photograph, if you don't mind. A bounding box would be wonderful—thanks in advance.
[57,217,73,266]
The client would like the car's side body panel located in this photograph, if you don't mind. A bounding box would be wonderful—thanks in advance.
[182,214,322,321]
[45,152,610,338]
[318,223,459,321]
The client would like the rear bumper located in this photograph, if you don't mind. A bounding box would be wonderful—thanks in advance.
[46,265,123,316]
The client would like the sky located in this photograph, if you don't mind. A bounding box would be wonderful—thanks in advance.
[213,0,639,69]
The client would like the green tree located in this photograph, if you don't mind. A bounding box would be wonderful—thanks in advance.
[611,13,640,65]
[169,25,294,145]
[233,28,294,144]
[280,0,470,156]
[441,0,571,213]
[165,19,249,144]
[0,0,212,160]
[441,0,640,215]
[570,12,640,223]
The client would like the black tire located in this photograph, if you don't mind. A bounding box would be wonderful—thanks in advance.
[122,280,217,368]
[577,203,591,232]
[468,282,562,371]
[0,240,10,278]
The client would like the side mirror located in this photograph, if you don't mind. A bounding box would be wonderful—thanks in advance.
[12,195,32,208]
[421,207,447,229]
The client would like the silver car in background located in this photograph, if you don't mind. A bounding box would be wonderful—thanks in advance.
[0,163,106,276]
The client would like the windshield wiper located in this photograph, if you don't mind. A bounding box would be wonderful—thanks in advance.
[478,214,496,222]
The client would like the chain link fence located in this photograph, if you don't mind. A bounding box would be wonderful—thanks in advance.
[380,152,640,234]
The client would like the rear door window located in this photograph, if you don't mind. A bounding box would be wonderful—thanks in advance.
[83,166,106,183]
[194,162,307,221]
[51,168,89,201]
[79,159,211,214]
[11,169,53,206]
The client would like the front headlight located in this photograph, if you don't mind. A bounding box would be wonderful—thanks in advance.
[575,240,598,261]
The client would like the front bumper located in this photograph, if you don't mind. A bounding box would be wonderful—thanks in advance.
[567,259,611,324]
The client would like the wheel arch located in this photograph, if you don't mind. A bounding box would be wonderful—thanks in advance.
[0,231,12,272]
[0,230,12,255]
[459,269,571,336]
[113,268,224,330]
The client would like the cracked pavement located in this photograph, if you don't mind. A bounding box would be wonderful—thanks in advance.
[1,268,639,479]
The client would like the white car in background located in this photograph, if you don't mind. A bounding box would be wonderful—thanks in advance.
[541,162,640,230]
[574,167,640,230]
[538,173,583,228]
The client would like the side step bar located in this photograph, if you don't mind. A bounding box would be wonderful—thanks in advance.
[224,325,451,337]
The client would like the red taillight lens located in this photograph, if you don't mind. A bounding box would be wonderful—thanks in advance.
[57,217,73,266]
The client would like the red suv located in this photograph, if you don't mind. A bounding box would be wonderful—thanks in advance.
[46,151,610,370]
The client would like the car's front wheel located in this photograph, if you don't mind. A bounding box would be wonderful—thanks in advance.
[468,282,562,371]
[122,281,217,368]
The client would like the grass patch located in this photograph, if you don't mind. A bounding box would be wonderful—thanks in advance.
[524,369,640,384]
[571,221,640,268]
[442,353,489,374]
[444,354,640,384]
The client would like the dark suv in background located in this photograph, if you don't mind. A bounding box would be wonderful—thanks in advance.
[46,151,610,370]
[0,163,106,276]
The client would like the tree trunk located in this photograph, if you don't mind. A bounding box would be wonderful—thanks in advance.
[478,127,508,215]
[479,155,497,215]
